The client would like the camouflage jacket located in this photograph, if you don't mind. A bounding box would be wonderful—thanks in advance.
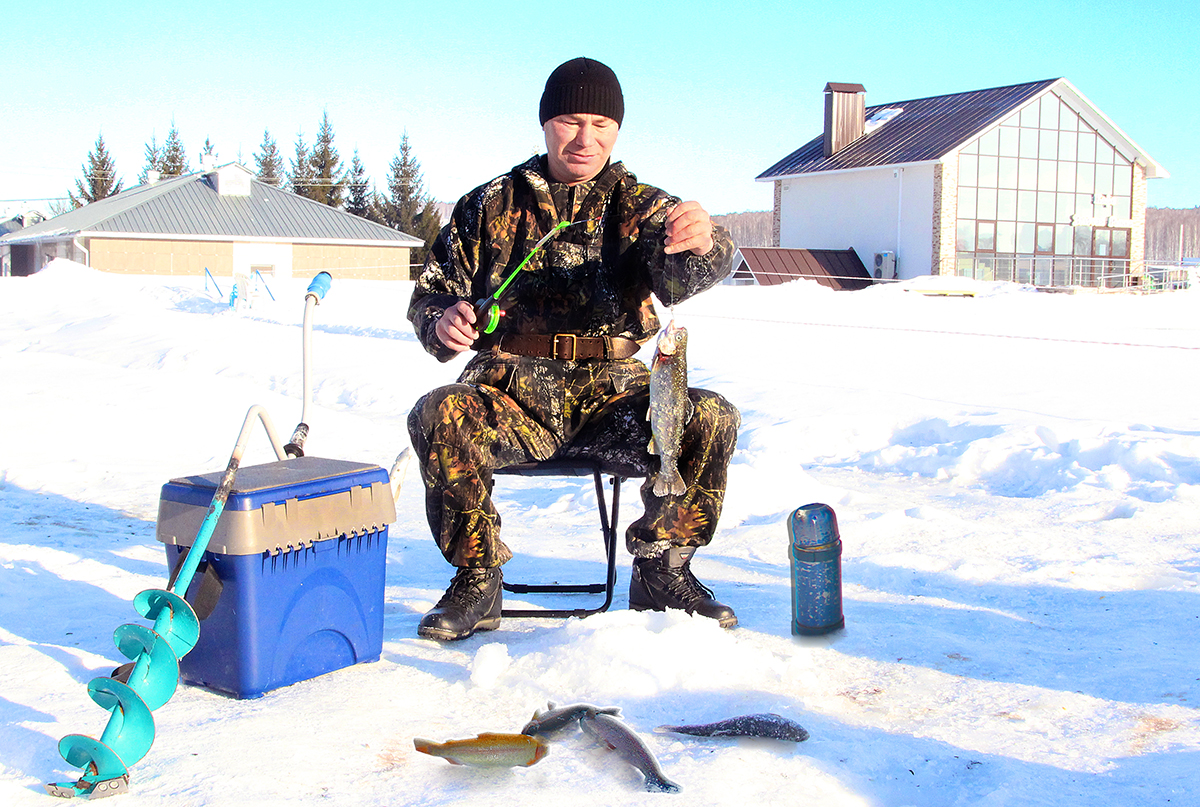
[408,156,735,364]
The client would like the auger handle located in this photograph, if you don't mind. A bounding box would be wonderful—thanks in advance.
[289,272,332,456]
[306,271,332,302]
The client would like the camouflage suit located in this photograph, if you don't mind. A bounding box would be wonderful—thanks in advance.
[407,156,739,568]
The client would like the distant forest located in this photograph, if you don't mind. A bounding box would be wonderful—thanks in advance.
[1146,207,1200,262]
[712,210,772,248]
[716,207,1200,261]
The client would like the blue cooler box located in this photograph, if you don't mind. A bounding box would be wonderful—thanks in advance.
[155,456,395,698]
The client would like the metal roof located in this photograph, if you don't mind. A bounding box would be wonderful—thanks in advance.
[1,164,423,246]
[758,78,1061,180]
[732,247,872,290]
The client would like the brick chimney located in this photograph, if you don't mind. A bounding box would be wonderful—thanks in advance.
[823,83,866,157]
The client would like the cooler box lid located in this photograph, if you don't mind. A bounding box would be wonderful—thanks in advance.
[156,456,396,555]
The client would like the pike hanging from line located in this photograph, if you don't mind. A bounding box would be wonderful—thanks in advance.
[580,712,681,794]
[655,713,810,742]
[412,732,548,767]
[648,320,692,498]
[521,701,622,736]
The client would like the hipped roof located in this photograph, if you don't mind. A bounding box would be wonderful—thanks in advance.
[1,163,423,247]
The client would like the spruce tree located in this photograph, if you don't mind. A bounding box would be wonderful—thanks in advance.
[385,133,425,232]
[289,132,316,199]
[160,123,190,177]
[415,198,444,253]
[69,133,124,208]
[139,135,162,184]
[254,129,284,186]
[346,149,373,219]
[385,133,441,259]
[199,136,217,166]
[368,190,391,225]
[308,110,346,207]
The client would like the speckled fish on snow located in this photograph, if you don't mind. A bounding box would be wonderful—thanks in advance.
[655,713,810,742]
[581,712,680,793]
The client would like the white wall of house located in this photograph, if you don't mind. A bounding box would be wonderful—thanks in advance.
[232,242,293,279]
[776,162,938,279]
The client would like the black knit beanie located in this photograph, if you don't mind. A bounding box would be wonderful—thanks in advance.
[539,57,624,126]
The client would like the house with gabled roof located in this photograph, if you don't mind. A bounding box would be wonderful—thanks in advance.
[756,79,1168,288]
[0,163,423,279]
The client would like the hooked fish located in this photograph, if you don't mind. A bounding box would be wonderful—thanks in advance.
[648,321,693,497]
[580,712,681,794]
[521,701,622,736]
[412,732,549,767]
[655,713,810,742]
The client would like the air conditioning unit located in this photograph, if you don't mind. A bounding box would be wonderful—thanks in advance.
[874,251,896,280]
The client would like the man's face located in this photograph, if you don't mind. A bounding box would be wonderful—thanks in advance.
[543,113,619,185]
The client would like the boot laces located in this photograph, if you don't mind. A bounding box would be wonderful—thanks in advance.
[665,563,715,606]
[436,568,493,608]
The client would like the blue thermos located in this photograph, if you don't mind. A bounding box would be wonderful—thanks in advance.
[788,503,844,635]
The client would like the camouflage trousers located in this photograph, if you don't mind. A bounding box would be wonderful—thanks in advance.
[407,352,740,568]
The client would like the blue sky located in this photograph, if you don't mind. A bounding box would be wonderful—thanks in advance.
[4,0,1198,215]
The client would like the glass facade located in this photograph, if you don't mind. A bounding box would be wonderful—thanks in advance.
[955,91,1134,287]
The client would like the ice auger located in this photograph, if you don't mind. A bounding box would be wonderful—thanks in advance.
[46,273,333,798]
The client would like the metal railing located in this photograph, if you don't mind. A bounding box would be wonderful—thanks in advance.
[945,255,1193,293]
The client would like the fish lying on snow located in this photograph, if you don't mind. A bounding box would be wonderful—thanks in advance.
[580,712,680,793]
[521,702,622,736]
[412,732,548,767]
[648,320,692,497]
[655,713,810,742]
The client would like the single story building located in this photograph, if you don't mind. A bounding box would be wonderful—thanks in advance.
[0,163,423,280]
[757,79,1168,288]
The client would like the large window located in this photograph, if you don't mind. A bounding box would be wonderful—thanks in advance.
[955,91,1133,287]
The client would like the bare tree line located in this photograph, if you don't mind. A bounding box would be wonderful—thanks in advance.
[1146,207,1200,262]
[712,210,773,248]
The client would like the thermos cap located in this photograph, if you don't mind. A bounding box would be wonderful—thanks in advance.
[788,503,840,548]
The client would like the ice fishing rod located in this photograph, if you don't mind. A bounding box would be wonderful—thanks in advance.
[472,218,595,334]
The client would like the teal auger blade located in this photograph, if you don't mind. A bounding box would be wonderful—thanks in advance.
[113,623,180,711]
[88,677,155,768]
[53,734,130,798]
[133,588,200,660]
[49,591,195,797]
[53,675,155,796]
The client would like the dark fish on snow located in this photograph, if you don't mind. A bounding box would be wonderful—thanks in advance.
[521,701,622,736]
[655,713,810,742]
[580,712,681,794]
[648,320,692,497]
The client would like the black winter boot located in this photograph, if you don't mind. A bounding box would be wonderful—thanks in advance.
[418,567,503,641]
[629,547,738,628]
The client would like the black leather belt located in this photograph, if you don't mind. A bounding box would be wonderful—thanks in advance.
[494,333,640,361]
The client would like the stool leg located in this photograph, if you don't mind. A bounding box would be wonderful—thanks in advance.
[591,470,620,614]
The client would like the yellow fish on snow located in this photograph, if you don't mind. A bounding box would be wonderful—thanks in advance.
[412,732,549,767]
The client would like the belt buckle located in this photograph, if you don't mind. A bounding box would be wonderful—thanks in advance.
[552,333,578,361]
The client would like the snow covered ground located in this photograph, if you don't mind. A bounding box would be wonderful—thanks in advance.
[1,261,1198,806]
